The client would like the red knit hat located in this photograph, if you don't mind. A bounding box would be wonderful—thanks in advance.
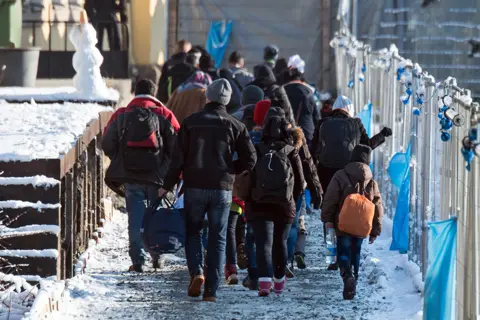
[253,100,271,126]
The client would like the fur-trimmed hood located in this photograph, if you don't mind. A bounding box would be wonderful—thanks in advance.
[290,127,305,149]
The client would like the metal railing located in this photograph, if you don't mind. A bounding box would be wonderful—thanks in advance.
[332,26,480,319]
[23,20,129,52]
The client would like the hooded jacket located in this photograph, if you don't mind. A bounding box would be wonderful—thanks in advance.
[321,162,383,237]
[290,127,323,209]
[102,95,180,196]
[157,58,196,104]
[246,125,306,224]
[311,109,386,169]
[284,81,320,142]
[163,102,257,191]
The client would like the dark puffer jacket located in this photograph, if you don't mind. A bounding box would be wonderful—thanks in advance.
[321,162,383,238]
[311,109,386,169]
[163,102,257,191]
[102,95,180,196]
[246,130,305,224]
[284,81,320,142]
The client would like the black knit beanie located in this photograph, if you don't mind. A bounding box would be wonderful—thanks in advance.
[349,144,372,165]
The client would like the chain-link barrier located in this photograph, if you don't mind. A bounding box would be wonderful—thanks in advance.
[331,26,480,319]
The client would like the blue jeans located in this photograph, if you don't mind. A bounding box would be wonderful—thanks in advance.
[246,223,257,278]
[337,236,363,278]
[252,220,292,280]
[125,183,159,265]
[287,193,305,262]
[184,188,232,298]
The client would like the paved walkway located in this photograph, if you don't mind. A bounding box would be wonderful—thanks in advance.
[57,210,422,320]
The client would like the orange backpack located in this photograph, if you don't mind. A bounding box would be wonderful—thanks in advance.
[338,177,375,238]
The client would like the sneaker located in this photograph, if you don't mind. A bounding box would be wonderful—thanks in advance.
[236,243,248,270]
[128,264,144,273]
[224,264,238,285]
[258,278,272,297]
[188,275,205,297]
[273,276,286,294]
[343,277,356,300]
[203,296,217,302]
[285,264,295,278]
[294,253,306,269]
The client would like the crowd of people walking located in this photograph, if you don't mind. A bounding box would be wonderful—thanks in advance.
[103,40,392,302]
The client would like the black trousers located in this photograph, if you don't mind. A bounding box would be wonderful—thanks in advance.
[94,21,121,51]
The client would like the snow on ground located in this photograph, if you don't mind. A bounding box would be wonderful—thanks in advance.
[0,87,119,103]
[0,102,112,162]
[57,210,422,320]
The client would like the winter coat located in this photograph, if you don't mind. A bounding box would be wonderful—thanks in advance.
[321,162,383,237]
[163,102,257,191]
[85,0,125,21]
[157,59,196,104]
[284,81,321,142]
[232,104,256,131]
[156,52,188,103]
[290,127,323,209]
[311,109,386,169]
[102,95,180,197]
[246,132,306,224]
[166,87,207,125]
[230,67,255,89]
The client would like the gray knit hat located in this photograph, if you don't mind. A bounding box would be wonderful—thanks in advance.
[241,85,264,106]
[206,79,232,105]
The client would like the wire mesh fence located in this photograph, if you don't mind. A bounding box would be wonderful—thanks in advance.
[332,27,480,319]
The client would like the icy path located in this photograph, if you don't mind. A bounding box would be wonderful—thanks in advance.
[58,210,422,320]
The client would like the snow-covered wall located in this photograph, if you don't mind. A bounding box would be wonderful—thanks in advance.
[0,102,112,162]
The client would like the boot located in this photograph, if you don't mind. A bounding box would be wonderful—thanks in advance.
[294,253,306,269]
[152,258,161,270]
[236,243,248,270]
[258,277,272,297]
[224,264,238,285]
[128,264,144,273]
[188,274,205,297]
[327,262,339,270]
[273,276,286,294]
[285,264,295,278]
[343,277,356,300]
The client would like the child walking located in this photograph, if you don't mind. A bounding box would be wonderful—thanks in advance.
[321,145,383,300]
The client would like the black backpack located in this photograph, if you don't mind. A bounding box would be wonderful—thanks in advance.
[251,143,295,204]
[121,107,162,172]
[316,117,361,168]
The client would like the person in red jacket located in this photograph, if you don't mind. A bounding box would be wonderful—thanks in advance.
[102,79,179,272]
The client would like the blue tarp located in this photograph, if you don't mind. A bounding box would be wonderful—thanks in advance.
[424,218,457,320]
[206,21,233,68]
[356,102,372,136]
[388,144,412,191]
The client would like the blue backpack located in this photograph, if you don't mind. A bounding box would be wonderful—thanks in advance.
[141,198,185,255]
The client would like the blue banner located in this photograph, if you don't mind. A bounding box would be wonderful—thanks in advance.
[424,218,457,320]
[390,169,410,253]
[206,21,233,68]
[388,144,412,191]
[356,102,372,136]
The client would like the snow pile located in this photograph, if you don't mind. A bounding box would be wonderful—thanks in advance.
[0,272,38,320]
[0,201,60,210]
[69,22,118,101]
[0,102,112,162]
[0,175,60,187]
[0,249,59,258]
[0,86,119,103]
[0,224,60,238]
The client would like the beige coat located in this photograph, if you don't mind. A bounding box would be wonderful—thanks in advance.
[166,87,207,124]
[321,162,383,237]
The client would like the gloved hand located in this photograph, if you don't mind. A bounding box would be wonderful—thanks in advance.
[381,127,393,137]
